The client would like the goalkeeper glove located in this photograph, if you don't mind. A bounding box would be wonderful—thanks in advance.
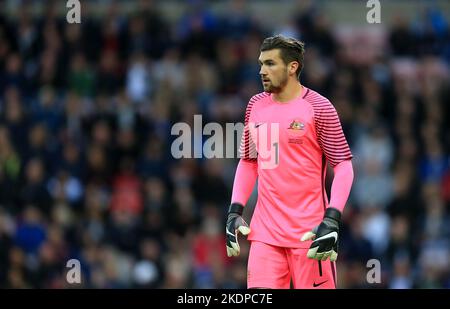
[226,203,251,257]
[301,207,341,261]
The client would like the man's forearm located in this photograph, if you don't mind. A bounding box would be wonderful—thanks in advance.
[230,159,258,206]
[329,160,354,212]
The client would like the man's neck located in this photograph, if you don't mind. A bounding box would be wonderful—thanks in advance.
[272,81,303,103]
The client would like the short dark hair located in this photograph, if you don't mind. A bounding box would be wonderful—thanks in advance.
[260,35,305,80]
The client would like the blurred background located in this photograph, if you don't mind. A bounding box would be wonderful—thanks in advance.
[0,0,449,288]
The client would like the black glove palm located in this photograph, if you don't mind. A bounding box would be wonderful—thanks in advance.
[301,207,341,261]
[226,203,251,257]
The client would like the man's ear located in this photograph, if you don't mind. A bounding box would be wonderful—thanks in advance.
[289,61,299,75]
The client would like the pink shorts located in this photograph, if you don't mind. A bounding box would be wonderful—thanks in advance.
[247,241,337,289]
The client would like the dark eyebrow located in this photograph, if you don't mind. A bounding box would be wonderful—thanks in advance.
[258,59,274,65]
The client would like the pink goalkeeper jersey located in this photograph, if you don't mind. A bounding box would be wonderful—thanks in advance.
[240,86,353,248]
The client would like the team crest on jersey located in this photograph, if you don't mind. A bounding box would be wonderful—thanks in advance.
[287,119,306,144]
[288,119,305,131]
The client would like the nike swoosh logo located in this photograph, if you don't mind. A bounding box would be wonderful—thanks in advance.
[255,123,263,128]
[314,232,338,243]
[313,280,328,287]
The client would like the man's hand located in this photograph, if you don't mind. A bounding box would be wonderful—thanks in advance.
[226,203,251,257]
[301,207,341,261]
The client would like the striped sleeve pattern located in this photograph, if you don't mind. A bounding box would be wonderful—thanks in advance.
[239,93,268,162]
[306,90,353,167]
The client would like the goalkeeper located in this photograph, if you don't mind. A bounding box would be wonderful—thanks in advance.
[226,35,354,289]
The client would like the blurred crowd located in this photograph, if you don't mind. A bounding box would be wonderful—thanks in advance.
[0,0,449,288]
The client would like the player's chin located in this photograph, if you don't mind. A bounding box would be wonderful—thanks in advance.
[262,85,273,93]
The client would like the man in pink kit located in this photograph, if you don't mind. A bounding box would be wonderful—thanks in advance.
[226,35,354,289]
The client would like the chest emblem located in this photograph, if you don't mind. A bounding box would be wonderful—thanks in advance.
[288,119,305,131]
[287,119,306,143]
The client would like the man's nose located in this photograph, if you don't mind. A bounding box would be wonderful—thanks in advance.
[259,66,266,76]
